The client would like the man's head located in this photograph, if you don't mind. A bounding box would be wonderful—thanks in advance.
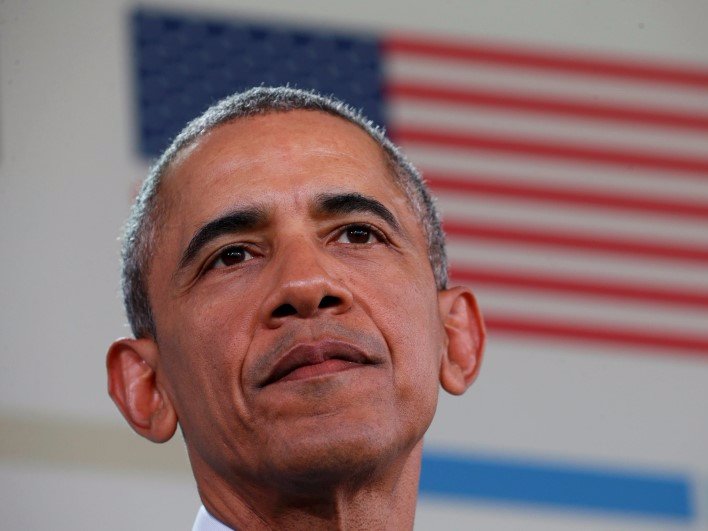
[122,87,448,341]
[107,87,484,508]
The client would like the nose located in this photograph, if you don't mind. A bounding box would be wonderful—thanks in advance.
[260,240,354,328]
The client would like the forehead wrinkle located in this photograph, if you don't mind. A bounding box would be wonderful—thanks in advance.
[179,112,374,174]
[210,147,372,186]
[164,110,395,195]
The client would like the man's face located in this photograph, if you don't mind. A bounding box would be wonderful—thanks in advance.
[148,110,449,489]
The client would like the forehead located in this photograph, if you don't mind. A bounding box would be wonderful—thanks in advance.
[160,110,405,216]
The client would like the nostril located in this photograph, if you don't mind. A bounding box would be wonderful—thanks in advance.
[319,295,341,309]
[272,303,297,318]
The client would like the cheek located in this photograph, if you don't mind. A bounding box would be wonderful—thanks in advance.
[190,291,255,344]
[361,259,444,397]
[157,292,258,419]
[380,293,443,441]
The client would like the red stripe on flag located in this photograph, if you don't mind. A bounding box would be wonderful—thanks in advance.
[384,35,708,89]
[444,220,708,264]
[386,82,708,132]
[392,127,708,176]
[449,265,708,309]
[426,172,708,221]
[484,313,708,358]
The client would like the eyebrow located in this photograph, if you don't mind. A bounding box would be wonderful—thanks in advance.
[314,192,402,233]
[177,193,402,271]
[178,207,267,270]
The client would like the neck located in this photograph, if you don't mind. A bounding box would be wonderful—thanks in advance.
[192,441,423,530]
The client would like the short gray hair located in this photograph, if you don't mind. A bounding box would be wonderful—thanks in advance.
[122,86,447,338]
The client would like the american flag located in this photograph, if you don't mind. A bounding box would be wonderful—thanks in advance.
[132,8,706,525]
[133,8,708,360]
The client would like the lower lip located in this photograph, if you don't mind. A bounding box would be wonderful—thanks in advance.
[278,359,363,383]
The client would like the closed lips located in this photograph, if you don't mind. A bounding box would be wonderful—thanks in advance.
[262,340,372,386]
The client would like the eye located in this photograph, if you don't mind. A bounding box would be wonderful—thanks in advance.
[336,224,382,244]
[209,246,254,269]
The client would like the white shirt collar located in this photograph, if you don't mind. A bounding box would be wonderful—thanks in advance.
[192,505,234,531]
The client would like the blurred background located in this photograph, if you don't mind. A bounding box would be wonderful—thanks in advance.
[1,1,707,529]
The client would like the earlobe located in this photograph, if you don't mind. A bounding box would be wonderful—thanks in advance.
[106,338,177,443]
[438,286,486,395]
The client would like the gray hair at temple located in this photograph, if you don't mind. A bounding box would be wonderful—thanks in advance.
[121,86,448,339]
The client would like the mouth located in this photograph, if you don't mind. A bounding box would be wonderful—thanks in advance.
[261,339,372,387]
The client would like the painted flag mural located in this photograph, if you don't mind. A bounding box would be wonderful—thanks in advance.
[132,8,708,529]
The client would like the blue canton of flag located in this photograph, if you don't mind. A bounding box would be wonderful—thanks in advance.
[133,8,384,156]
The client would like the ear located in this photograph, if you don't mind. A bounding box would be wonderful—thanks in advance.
[106,337,177,443]
[437,286,486,395]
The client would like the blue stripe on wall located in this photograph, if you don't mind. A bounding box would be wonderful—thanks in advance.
[420,451,693,520]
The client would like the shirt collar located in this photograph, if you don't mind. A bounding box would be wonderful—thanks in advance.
[192,505,234,531]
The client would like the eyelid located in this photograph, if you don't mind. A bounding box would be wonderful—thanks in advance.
[332,222,388,244]
[203,243,257,273]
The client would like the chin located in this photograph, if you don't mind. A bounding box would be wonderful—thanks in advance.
[259,419,414,494]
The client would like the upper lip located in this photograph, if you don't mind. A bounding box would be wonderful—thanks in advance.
[261,339,371,386]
